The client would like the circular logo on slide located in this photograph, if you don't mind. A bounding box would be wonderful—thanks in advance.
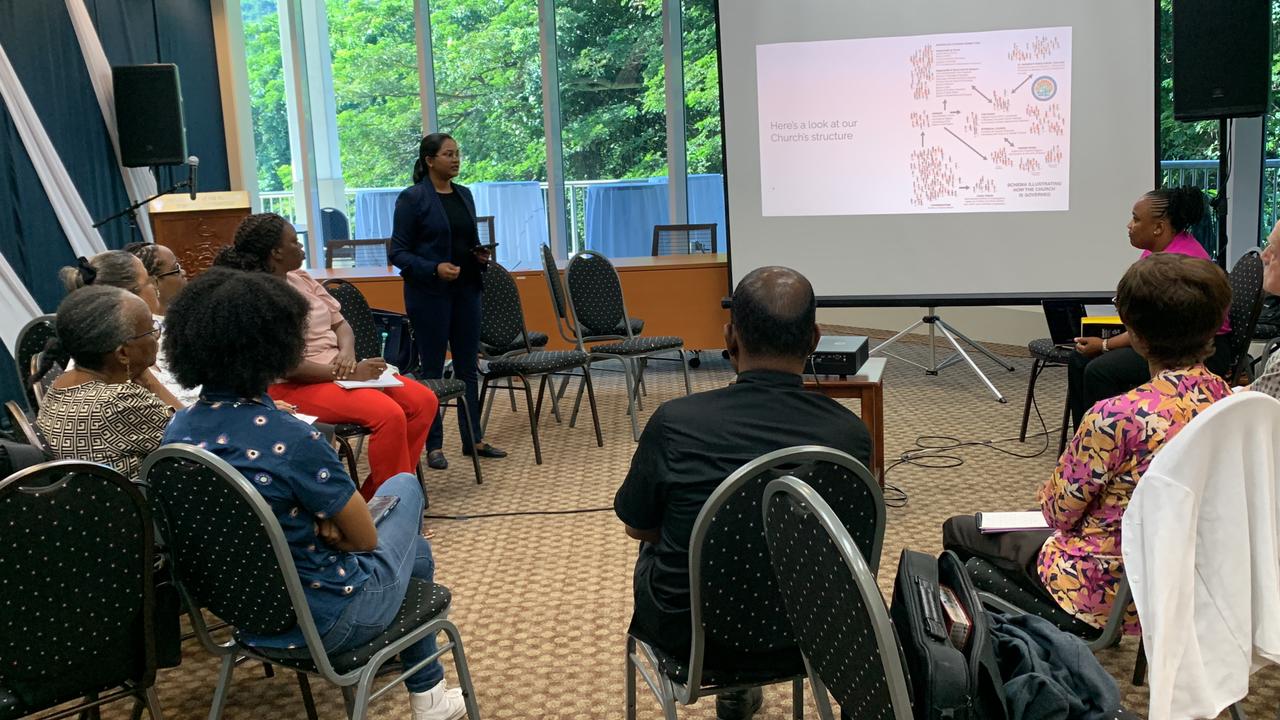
[1032,76,1057,101]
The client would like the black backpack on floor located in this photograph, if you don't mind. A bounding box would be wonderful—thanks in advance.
[891,549,1007,720]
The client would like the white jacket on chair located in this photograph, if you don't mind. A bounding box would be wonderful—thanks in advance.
[1122,391,1280,720]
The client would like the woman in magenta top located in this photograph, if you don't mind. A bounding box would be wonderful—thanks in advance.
[1067,186,1233,426]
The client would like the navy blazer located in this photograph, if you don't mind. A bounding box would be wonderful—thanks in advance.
[389,180,477,296]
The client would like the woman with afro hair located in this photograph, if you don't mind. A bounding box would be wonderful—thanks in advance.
[162,268,467,718]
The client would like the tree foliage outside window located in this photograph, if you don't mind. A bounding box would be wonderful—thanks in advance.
[242,1,1270,194]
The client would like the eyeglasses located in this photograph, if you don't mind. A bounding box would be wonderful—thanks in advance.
[154,262,183,279]
[431,150,462,160]
[128,319,162,342]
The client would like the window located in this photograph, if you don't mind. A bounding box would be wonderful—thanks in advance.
[432,0,549,270]
[556,0,668,255]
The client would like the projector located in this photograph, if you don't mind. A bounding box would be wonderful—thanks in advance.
[807,336,868,377]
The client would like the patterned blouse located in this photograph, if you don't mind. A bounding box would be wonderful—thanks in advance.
[36,380,175,480]
[1037,365,1230,630]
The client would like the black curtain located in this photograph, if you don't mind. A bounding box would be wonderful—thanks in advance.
[0,0,229,412]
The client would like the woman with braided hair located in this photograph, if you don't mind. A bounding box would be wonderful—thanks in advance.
[125,241,187,314]
[215,212,438,498]
[1067,185,1233,426]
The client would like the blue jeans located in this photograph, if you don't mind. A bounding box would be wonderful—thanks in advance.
[320,473,444,692]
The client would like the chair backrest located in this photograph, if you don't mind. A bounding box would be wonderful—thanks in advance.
[322,279,384,361]
[14,315,56,411]
[652,223,717,256]
[564,250,631,341]
[141,445,311,643]
[685,445,886,689]
[763,476,913,720]
[476,215,496,252]
[1226,250,1265,377]
[324,238,390,269]
[540,243,578,344]
[29,352,64,409]
[0,460,156,712]
[4,400,48,451]
[320,207,351,242]
[480,262,530,352]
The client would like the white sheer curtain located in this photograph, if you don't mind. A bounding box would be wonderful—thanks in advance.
[65,0,158,244]
[0,41,108,260]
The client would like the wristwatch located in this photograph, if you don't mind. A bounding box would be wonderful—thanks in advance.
[1101,338,1110,353]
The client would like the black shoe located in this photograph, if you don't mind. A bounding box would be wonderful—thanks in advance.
[462,443,507,459]
[716,687,763,720]
[426,449,448,470]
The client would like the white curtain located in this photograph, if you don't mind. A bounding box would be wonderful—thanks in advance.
[0,253,44,353]
[65,0,158,244]
[0,42,108,260]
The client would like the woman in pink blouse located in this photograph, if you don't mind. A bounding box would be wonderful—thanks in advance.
[1067,186,1233,426]
[944,253,1232,631]
[215,213,438,498]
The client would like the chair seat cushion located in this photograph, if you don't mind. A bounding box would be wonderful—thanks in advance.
[966,557,1101,639]
[419,377,466,401]
[641,637,804,687]
[333,423,372,439]
[481,331,550,357]
[618,318,644,336]
[246,579,452,675]
[590,336,683,355]
[1028,338,1073,363]
[486,350,589,379]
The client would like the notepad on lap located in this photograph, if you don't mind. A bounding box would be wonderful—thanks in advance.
[975,511,1049,533]
[335,366,403,390]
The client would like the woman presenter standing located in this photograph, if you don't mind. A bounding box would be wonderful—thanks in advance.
[391,133,505,470]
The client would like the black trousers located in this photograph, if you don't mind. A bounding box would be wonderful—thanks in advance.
[942,515,1051,594]
[1067,334,1232,427]
[406,281,484,452]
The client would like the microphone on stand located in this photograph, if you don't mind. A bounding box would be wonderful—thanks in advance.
[186,155,200,200]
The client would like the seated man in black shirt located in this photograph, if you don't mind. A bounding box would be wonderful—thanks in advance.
[614,266,873,719]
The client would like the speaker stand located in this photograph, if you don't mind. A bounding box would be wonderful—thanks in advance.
[871,307,1015,402]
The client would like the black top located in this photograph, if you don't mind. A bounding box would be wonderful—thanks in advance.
[439,190,481,285]
[614,369,873,616]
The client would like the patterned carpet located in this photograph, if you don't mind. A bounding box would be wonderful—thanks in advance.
[95,333,1278,719]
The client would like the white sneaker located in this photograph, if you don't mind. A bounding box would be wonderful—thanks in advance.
[409,679,466,720]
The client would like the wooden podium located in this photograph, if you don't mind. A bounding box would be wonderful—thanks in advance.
[147,191,250,276]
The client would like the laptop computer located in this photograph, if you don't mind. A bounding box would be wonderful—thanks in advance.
[1041,300,1086,347]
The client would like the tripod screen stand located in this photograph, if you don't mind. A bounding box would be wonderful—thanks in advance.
[871,307,1015,402]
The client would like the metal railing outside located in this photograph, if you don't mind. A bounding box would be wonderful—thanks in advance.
[259,160,1280,251]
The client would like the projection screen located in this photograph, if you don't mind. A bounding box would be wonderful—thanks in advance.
[716,1,1157,299]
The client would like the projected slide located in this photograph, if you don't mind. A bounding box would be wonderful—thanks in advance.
[756,26,1072,217]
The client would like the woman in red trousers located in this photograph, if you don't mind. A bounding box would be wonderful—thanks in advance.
[216,213,437,498]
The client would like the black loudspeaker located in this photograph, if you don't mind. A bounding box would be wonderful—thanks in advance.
[1172,0,1271,120]
[113,64,188,167]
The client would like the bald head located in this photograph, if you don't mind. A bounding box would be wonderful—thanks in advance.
[730,266,818,361]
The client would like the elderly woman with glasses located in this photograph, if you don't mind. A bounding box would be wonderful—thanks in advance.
[35,285,174,480]
[56,250,183,409]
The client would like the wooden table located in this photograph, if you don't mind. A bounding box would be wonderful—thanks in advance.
[802,357,886,485]
[311,253,732,352]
